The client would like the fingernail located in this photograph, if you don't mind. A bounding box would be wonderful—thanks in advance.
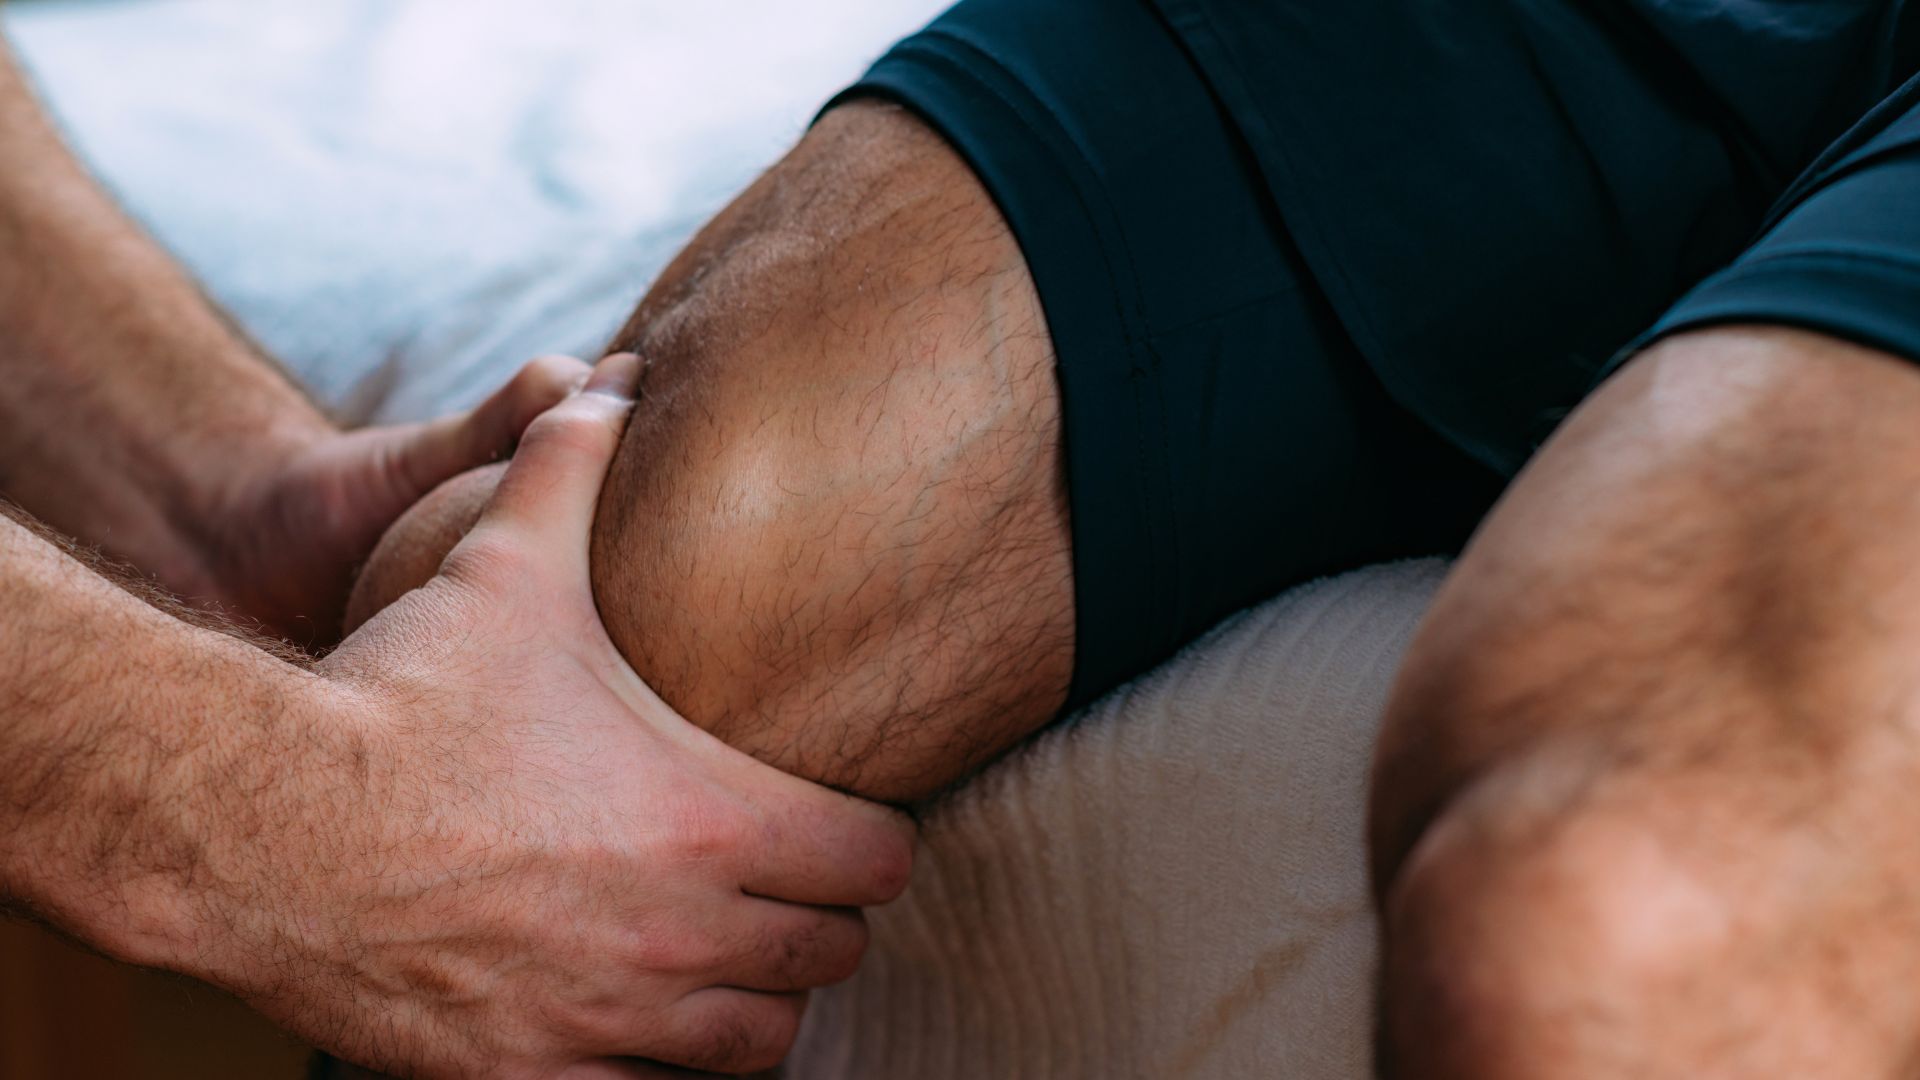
[583,352,643,402]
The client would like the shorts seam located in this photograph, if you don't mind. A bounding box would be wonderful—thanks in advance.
[895,32,1159,362]
[1698,245,1920,277]
[843,32,1189,695]
[882,32,1187,655]
[1601,249,1920,384]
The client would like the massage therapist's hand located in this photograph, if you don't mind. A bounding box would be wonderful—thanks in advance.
[0,32,588,645]
[211,355,914,1078]
[199,355,592,643]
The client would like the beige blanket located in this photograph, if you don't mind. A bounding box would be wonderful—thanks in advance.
[790,559,1448,1079]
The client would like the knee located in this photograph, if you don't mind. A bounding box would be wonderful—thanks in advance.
[1366,327,1920,1076]
[1363,553,1744,1078]
[1365,531,1855,1078]
[582,330,1072,800]
[582,128,1073,799]
[1377,759,1739,1078]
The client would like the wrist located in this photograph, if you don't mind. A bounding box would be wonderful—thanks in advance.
[51,663,367,992]
[0,200,334,578]
[178,410,335,569]
[0,330,334,586]
[189,669,374,979]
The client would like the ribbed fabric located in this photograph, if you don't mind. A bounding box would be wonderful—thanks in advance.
[832,4,1501,712]
[788,560,1448,1079]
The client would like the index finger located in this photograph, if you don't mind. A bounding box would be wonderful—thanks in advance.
[739,780,917,908]
[455,352,642,578]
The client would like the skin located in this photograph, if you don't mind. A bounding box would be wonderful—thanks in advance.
[340,64,1920,1080]
[297,32,1920,1079]
[0,39,594,645]
[2,363,911,1077]
[352,100,1075,805]
[0,37,912,1078]
[1371,325,1920,1077]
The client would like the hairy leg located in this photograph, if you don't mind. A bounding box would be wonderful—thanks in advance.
[353,101,1073,803]
[1370,326,1920,1077]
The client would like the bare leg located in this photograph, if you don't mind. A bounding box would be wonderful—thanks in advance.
[1371,326,1920,1077]
[353,101,1073,803]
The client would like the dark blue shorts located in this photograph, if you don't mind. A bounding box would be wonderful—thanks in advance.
[831,0,1920,710]
[1617,78,1920,375]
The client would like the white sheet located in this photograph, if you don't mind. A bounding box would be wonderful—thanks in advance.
[4,0,950,421]
[4,5,1427,1075]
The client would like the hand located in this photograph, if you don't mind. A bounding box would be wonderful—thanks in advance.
[202,355,591,643]
[187,355,915,1078]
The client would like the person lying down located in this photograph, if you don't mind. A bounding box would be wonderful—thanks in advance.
[344,0,1920,1075]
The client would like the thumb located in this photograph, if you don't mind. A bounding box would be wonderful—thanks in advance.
[455,353,642,577]
[391,353,594,499]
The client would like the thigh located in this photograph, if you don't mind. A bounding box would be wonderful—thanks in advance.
[589,97,1492,802]
[1369,325,1920,889]
[819,0,1506,712]
[1369,331,1920,1080]
[1374,83,1920,869]
[593,102,1076,801]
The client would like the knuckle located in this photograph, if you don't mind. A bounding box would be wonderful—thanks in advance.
[522,405,620,459]
[697,996,802,1073]
[622,917,712,976]
[513,354,588,404]
[798,913,869,986]
[665,793,755,869]
[439,532,534,594]
[809,805,915,904]
[833,914,872,981]
[532,996,613,1053]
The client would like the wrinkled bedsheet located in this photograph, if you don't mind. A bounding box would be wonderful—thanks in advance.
[5,0,949,423]
[4,3,1424,1075]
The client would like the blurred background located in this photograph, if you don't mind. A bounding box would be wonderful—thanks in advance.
[0,0,946,1075]
[1,920,307,1076]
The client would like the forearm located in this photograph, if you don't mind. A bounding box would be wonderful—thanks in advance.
[4,364,910,1077]
[0,39,329,584]
[0,502,350,977]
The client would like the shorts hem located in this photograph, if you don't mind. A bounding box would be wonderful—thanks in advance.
[824,39,1180,712]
